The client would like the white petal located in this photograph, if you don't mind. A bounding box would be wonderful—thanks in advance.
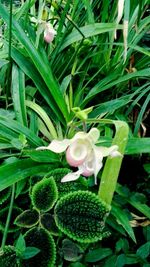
[110,150,122,158]
[61,170,82,182]
[87,128,100,143]
[36,139,71,153]
[94,145,119,157]
[92,150,103,184]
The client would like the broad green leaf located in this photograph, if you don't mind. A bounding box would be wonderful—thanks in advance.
[136,242,150,259]
[22,247,40,260]
[111,203,136,243]
[25,150,59,163]
[85,247,112,262]
[0,159,54,191]
[15,234,26,253]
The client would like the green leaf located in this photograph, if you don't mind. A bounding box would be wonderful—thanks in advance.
[0,158,54,191]
[54,191,110,243]
[0,3,69,122]
[136,242,150,259]
[15,209,39,228]
[31,177,58,212]
[85,247,112,262]
[24,227,56,266]
[83,69,150,106]
[111,203,136,243]
[12,64,27,126]
[26,150,59,163]
[0,115,43,147]
[22,247,41,260]
[144,164,150,174]
[60,23,123,51]
[115,254,126,267]
[62,239,83,262]
[11,47,65,124]
[15,234,26,253]
[0,59,9,68]
[126,138,150,154]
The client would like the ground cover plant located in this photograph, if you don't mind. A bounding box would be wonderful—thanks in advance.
[0,0,150,266]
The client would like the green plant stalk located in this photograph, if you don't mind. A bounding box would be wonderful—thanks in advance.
[1,184,15,250]
[6,0,13,106]
[98,121,129,205]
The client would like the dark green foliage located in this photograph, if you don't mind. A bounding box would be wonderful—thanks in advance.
[0,246,21,267]
[0,206,22,233]
[61,239,83,262]
[0,188,11,205]
[23,227,56,267]
[31,177,58,212]
[54,191,110,243]
[40,213,59,236]
[14,209,39,228]
[47,168,87,198]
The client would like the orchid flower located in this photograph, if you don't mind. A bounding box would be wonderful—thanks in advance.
[37,128,121,184]
[43,23,57,43]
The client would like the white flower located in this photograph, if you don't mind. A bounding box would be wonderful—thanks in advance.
[43,23,57,43]
[37,128,121,184]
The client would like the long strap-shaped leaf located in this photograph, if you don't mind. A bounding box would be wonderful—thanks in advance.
[0,159,54,191]
[0,3,69,122]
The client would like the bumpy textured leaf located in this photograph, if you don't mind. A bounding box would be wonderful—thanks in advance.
[23,227,56,267]
[0,207,22,233]
[40,214,59,236]
[47,168,87,198]
[0,246,20,267]
[54,191,110,243]
[31,177,58,212]
[14,209,39,228]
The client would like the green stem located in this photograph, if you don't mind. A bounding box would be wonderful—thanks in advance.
[1,184,15,250]
[6,0,13,107]
[98,121,129,205]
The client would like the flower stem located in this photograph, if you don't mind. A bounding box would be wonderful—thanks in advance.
[1,184,15,250]
[98,121,129,205]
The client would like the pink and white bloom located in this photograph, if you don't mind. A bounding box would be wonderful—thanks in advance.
[43,23,57,43]
[37,128,121,184]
